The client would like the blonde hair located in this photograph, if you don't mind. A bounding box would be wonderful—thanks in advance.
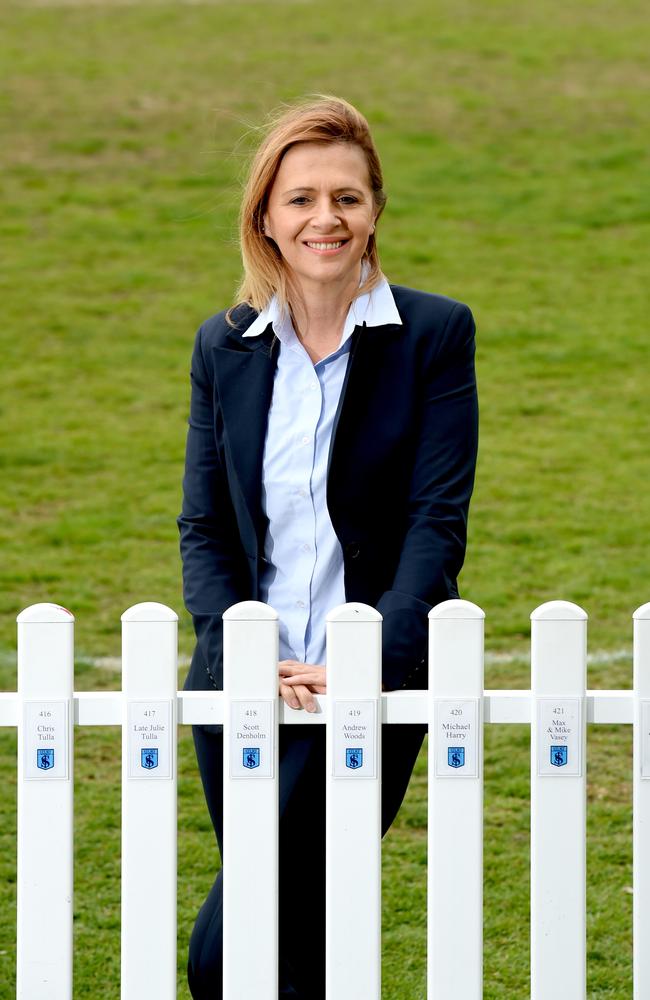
[227,95,387,325]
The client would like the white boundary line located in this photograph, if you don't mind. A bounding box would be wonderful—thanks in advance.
[485,649,632,667]
[0,649,634,672]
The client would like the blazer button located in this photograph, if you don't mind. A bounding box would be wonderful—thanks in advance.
[346,542,361,559]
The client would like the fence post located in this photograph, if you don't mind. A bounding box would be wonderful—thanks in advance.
[633,601,650,999]
[428,598,484,998]
[325,602,382,1000]
[17,602,75,1000]
[222,601,279,1000]
[121,602,178,1000]
[530,600,587,1000]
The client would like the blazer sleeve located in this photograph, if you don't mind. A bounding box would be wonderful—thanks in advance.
[377,301,478,690]
[177,324,249,689]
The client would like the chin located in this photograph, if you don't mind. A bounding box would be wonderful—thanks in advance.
[299,260,364,285]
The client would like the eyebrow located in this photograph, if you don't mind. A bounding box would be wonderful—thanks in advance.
[282,187,366,196]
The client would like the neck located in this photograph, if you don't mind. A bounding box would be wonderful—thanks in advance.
[288,267,361,361]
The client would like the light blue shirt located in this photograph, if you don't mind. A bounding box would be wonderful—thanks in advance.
[242,276,402,664]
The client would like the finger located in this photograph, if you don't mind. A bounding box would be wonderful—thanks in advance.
[279,661,326,675]
[281,668,327,689]
[278,661,305,677]
[282,682,327,697]
[292,683,318,713]
[280,664,326,682]
[281,672,322,687]
[279,683,301,711]
[299,683,326,695]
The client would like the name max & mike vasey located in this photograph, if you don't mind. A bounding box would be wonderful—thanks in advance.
[443,722,470,740]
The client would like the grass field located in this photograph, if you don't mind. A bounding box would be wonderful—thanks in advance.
[1,0,649,995]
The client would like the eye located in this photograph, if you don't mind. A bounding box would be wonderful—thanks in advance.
[289,196,310,205]
[337,195,359,204]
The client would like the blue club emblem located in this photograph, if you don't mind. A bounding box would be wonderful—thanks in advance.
[448,746,465,769]
[141,748,158,770]
[346,748,363,770]
[37,748,54,770]
[551,745,568,767]
[243,748,260,769]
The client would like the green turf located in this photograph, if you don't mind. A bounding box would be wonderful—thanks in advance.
[1,0,648,995]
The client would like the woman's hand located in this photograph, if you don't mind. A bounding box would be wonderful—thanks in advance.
[278,660,326,713]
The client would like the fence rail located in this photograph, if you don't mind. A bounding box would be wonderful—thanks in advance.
[2,597,650,999]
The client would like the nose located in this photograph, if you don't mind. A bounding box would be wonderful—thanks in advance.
[311,197,341,231]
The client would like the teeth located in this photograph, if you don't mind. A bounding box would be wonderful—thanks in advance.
[306,241,344,250]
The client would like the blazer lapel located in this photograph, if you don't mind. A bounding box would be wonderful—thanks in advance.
[213,326,277,549]
[327,322,403,479]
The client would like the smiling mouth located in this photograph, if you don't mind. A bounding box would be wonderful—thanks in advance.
[304,239,349,252]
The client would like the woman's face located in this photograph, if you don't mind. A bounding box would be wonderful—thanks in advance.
[263,141,377,295]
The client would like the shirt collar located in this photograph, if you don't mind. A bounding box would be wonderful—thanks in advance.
[242,273,403,347]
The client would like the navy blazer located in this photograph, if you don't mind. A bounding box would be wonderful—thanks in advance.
[178,284,478,693]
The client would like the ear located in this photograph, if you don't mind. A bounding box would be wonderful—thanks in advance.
[263,212,271,237]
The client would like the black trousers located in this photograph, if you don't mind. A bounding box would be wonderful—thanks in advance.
[188,722,425,1000]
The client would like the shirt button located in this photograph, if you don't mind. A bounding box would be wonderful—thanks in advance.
[296,600,306,609]
[298,489,307,498]
[301,543,310,552]
[301,435,310,445]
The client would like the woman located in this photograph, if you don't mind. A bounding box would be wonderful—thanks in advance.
[178,95,478,999]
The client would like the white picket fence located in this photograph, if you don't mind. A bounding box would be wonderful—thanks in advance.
[1,597,650,999]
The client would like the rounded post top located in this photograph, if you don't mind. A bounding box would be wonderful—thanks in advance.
[326,602,382,623]
[222,600,278,621]
[530,600,588,621]
[428,599,485,620]
[634,602,650,620]
[121,602,178,623]
[17,603,75,624]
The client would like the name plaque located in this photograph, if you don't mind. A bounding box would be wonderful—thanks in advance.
[332,700,377,779]
[23,701,69,780]
[229,700,274,778]
[537,698,582,777]
[435,699,479,778]
[127,700,173,779]
[640,701,650,779]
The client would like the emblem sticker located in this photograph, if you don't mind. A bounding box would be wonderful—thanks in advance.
[37,748,54,770]
[550,745,568,767]
[243,747,260,769]
[141,748,159,770]
[448,746,465,769]
[346,747,363,770]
